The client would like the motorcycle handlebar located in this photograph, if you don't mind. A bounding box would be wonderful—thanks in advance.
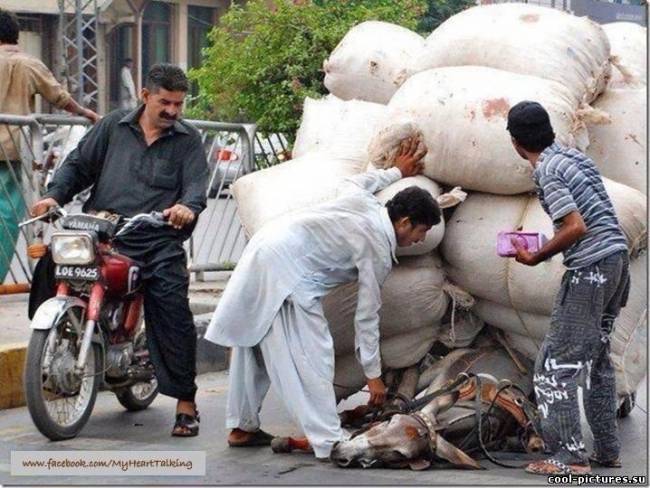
[115,211,168,237]
[19,206,67,228]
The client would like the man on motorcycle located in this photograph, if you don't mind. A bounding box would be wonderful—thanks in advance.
[31,63,208,437]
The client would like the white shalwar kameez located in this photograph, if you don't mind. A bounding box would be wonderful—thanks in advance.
[205,167,402,458]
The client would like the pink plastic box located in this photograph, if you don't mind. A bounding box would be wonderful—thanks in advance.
[497,231,548,257]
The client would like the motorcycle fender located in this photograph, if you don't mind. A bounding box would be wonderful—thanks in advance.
[31,297,87,331]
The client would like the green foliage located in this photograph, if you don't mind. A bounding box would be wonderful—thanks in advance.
[417,0,475,33]
[188,0,426,139]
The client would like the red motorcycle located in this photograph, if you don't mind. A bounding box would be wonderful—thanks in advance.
[20,209,165,440]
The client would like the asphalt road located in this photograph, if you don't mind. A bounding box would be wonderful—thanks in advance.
[1,370,647,486]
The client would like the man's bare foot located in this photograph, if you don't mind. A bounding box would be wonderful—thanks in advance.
[176,399,197,417]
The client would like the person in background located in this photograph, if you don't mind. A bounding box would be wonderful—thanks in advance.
[0,8,99,283]
[506,101,630,476]
[120,58,138,110]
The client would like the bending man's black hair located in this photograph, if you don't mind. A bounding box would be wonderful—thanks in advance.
[386,186,441,228]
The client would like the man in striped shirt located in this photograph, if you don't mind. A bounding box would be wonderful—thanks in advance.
[505,101,630,476]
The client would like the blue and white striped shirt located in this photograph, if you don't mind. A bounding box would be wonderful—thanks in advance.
[533,142,628,269]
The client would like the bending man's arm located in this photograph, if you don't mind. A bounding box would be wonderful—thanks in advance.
[342,136,427,195]
[353,253,390,405]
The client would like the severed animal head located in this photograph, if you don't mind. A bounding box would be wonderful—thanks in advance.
[331,346,540,470]
[331,390,481,470]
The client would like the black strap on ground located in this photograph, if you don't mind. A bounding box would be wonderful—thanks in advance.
[466,374,544,469]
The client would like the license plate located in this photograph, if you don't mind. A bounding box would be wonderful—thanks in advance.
[54,265,100,281]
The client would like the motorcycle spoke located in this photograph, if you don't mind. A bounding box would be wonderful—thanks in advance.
[40,324,96,428]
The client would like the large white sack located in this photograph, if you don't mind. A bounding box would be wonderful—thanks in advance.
[437,309,485,349]
[326,254,450,398]
[375,176,445,256]
[604,22,647,88]
[441,178,647,314]
[497,254,647,397]
[411,4,611,105]
[368,66,591,195]
[587,89,647,194]
[232,152,367,237]
[323,21,425,104]
[293,95,387,161]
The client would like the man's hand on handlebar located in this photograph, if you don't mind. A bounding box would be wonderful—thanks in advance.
[163,203,195,230]
[31,197,60,217]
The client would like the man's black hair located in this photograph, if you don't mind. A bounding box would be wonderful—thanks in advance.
[0,9,20,45]
[386,186,441,228]
[124,57,133,64]
[507,100,555,153]
[145,63,189,93]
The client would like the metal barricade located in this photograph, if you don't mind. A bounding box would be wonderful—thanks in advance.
[0,111,290,289]
[0,114,45,290]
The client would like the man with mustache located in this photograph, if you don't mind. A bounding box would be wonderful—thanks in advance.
[30,63,208,437]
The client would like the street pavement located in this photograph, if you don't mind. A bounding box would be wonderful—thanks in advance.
[0,368,647,486]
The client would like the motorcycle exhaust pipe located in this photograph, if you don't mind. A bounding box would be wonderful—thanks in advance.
[127,366,156,383]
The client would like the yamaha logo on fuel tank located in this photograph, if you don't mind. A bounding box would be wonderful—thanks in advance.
[65,217,101,232]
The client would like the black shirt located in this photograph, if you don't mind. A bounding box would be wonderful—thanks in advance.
[45,106,208,221]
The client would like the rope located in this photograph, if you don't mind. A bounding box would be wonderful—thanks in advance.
[610,55,641,86]
[463,375,543,469]
[503,195,540,351]
[442,281,475,348]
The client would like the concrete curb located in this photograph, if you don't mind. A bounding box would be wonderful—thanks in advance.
[0,343,27,409]
[0,309,225,411]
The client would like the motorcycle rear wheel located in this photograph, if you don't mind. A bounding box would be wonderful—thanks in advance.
[24,310,101,441]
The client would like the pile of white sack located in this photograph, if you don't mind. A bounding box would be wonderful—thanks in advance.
[231,5,647,401]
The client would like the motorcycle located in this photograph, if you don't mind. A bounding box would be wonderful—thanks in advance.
[20,208,167,440]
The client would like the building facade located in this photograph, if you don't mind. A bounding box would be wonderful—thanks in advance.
[2,0,233,114]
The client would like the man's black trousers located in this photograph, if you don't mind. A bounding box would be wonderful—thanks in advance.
[115,227,197,402]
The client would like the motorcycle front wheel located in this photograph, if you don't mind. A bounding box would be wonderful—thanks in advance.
[24,308,101,441]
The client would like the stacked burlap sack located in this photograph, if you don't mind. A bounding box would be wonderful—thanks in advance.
[231,4,647,401]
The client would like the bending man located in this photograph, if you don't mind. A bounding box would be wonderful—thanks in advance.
[205,138,440,459]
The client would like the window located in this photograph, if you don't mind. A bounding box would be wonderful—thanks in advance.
[109,24,135,110]
[142,1,172,77]
[188,6,218,97]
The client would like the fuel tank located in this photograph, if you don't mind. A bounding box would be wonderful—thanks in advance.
[101,252,141,296]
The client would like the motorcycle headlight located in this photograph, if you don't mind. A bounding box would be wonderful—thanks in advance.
[51,232,95,265]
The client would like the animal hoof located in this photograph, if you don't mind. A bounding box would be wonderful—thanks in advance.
[271,437,291,453]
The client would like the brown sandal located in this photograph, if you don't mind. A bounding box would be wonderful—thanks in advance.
[228,429,274,447]
[525,459,591,475]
